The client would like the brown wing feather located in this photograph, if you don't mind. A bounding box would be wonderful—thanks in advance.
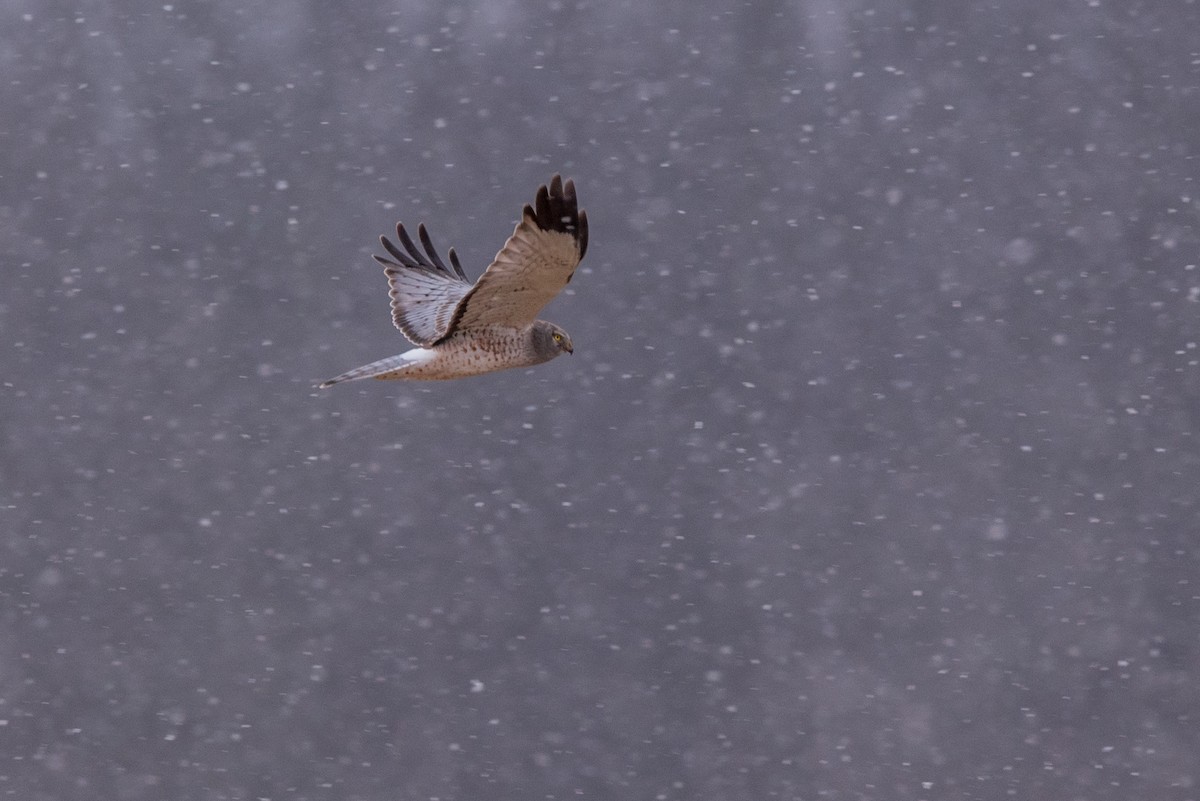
[438,174,587,338]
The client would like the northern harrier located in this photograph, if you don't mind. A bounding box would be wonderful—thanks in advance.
[319,174,588,388]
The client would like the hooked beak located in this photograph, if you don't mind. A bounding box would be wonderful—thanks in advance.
[565,343,574,355]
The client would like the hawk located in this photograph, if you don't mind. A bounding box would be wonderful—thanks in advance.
[319,174,588,388]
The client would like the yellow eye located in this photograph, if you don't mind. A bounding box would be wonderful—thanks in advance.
[553,333,563,342]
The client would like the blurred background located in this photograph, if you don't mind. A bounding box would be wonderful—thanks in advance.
[2,1,1198,799]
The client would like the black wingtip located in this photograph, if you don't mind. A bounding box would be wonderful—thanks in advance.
[535,184,552,224]
[395,224,429,269]
[375,221,466,281]
[529,174,587,260]
[448,247,466,280]
[378,231,407,265]
[578,208,589,261]
[417,223,451,273]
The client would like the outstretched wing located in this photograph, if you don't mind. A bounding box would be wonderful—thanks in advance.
[372,222,472,347]
[444,174,588,335]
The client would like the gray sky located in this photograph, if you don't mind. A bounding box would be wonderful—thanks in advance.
[2,1,1198,799]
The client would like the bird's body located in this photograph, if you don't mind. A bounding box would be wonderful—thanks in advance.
[319,175,587,388]
[320,324,568,385]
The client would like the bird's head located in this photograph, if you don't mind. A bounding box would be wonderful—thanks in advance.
[532,320,573,361]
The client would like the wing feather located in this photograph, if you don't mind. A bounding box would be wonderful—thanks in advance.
[442,174,588,336]
[372,222,471,346]
[369,175,587,347]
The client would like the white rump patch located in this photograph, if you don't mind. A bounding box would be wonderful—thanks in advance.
[400,348,437,365]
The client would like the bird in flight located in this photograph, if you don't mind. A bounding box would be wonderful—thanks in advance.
[319,175,588,388]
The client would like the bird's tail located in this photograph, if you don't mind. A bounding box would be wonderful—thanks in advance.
[318,353,420,388]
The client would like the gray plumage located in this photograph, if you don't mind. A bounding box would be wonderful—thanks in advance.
[319,175,587,388]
